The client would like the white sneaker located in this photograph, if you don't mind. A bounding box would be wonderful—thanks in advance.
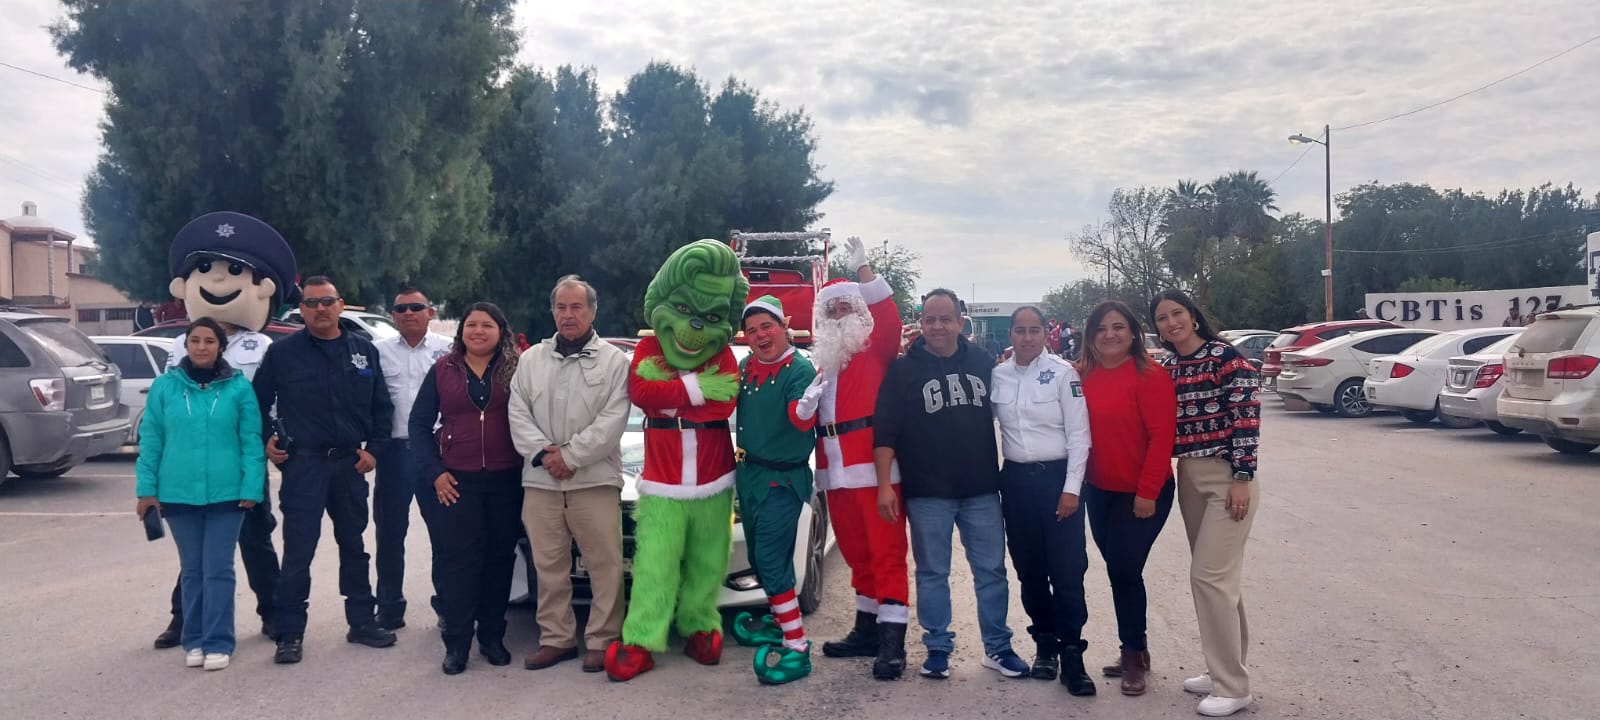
[185,649,204,668]
[1197,694,1253,717]
[203,653,230,671]
[1183,672,1214,694]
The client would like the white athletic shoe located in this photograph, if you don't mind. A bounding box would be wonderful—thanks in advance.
[185,649,204,668]
[203,653,230,671]
[1197,694,1253,717]
[1183,672,1214,694]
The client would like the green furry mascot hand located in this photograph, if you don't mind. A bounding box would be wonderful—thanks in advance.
[636,355,673,382]
[696,370,739,402]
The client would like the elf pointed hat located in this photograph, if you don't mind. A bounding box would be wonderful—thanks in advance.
[743,294,786,325]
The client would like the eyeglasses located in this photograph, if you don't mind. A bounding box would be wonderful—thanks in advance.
[393,303,431,314]
[301,296,341,308]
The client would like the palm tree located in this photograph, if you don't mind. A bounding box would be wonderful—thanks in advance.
[1160,172,1279,305]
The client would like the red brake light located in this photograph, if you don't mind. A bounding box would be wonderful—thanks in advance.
[1388,363,1414,379]
[1548,355,1600,380]
[1291,357,1332,367]
[1473,364,1504,388]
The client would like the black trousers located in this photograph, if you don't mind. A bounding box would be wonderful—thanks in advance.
[274,453,377,638]
[1000,459,1089,643]
[1083,478,1175,652]
[433,468,523,652]
[168,487,280,624]
[374,440,439,622]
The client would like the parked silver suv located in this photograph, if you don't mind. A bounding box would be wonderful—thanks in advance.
[0,310,131,480]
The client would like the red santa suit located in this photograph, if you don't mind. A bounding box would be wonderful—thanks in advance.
[814,275,910,620]
[629,336,738,498]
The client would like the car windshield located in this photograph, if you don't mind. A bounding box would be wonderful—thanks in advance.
[1268,331,1302,349]
[18,319,108,367]
[1511,317,1590,354]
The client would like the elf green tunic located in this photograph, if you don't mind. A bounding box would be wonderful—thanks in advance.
[735,349,817,595]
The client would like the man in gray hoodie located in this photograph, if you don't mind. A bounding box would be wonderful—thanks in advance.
[508,275,633,673]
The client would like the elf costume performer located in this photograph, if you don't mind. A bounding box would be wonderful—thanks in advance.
[809,237,911,680]
[605,239,750,682]
[727,295,825,685]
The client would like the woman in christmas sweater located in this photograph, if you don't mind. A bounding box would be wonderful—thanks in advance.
[1152,289,1262,719]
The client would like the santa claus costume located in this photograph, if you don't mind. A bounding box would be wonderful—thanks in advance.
[811,239,912,680]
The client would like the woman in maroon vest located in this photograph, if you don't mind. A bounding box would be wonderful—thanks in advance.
[409,302,524,675]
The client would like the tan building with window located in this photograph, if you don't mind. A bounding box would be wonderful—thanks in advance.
[2,201,138,335]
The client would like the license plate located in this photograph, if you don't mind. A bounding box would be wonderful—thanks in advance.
[1366,387,1377,401]
[1451,369,1468,386]
[90,385,107,403]
[1515,370,1541,385]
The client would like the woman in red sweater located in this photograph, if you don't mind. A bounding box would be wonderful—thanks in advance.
[1076,300,1177,697]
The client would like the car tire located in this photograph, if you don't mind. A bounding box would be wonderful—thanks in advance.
[1435,409,1480,429]
[797,494,828,615]
[0,432,11,480]
[1333,380,1372,418]
[1543,437,1599,455]
[1401,409,1436,425]
[1485,421,1523,436]
[1311,403,1336,415]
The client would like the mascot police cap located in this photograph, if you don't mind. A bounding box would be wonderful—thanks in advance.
[168,211,301,309]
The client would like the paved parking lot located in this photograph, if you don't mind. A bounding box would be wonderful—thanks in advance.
[2,403,1596,720]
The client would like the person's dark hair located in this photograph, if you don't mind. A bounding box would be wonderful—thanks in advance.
[302,275,336,292]
[185,317,229,354]
[1149,288,1223,352]
[920,288,964,315]
[1010,305,1046,327]
[1081,300,1153,373]
[395,282,427,301]
[453,302,518,386]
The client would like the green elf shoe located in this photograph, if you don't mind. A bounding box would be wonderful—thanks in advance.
[753,643,812,685]
[731,611,784,648]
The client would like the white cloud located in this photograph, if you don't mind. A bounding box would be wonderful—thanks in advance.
[2,0,1596,303]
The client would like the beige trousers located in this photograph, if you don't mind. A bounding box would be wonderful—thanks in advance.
[521,485,625,650]
[1177,457,1259,699]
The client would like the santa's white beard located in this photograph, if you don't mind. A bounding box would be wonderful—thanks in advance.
[812,308,873,375]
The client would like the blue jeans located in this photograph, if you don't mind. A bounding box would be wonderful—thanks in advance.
[905,493,1014,656]
[374,440,435,622]
[166,503,247,653]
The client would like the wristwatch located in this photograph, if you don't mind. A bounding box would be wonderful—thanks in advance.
[1232,471,1254,483]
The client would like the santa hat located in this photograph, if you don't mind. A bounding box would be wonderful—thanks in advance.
[743,294,786,325]
[816,277,865,308]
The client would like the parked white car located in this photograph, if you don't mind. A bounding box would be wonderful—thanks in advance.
[1496,307,1600,454]
[90,335,174,448]
[1279,327,1439,417]
[1362,327,1521,427]
[280,309,400,340]
[1437,333,1526,435]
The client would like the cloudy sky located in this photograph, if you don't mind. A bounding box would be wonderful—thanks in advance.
[3,1,1597,303]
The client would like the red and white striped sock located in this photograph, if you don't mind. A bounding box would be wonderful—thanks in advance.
[769,589,807,652]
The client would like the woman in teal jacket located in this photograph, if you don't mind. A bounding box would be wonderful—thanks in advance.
[135,318,265,671]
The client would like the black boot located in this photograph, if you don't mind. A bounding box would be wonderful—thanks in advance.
[822,610,879,658]
[871,621,907,680]
[153,616,182,650]
[1059,639,1096,696]
[1030,633,1060,680]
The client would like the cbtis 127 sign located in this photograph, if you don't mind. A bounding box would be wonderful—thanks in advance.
[1364,283,1590,331]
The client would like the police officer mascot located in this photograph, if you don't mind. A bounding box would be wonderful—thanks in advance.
[150,211,299,650]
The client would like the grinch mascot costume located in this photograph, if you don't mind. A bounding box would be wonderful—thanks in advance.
[727,295,824,685]
[605,240,750,682]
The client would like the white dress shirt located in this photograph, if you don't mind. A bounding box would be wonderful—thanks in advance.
[167,329,272,382]
[991,352,1092,494]
[376,332,454,439]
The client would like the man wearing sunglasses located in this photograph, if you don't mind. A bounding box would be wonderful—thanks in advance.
[373,284,453,630]
[254,275,397,664]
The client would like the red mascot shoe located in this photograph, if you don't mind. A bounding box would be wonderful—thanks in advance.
[684,630,723,666]
[604,641,654,682]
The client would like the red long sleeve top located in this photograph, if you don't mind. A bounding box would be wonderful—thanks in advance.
[1082,359,1177,500]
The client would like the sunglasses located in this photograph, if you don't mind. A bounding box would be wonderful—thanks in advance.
[393,303,432,314]
[301,296,341,308]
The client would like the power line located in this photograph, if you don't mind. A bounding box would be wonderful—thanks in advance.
[1335,32,1600,131]
[1267,138,1316,187]
[0,60,106,94]
[1333,227,1586,255]
[0,153,76,188]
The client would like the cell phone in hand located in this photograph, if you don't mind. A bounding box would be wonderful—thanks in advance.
[143,506,165,542]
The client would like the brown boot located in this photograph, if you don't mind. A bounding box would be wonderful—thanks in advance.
[1118,649,1150,696]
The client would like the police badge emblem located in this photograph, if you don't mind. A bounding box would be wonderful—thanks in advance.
[351,353,368,370]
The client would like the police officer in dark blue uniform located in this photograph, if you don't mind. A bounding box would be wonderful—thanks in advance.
[254,275,397,664]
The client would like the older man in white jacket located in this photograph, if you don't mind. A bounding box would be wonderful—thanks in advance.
[508,275,632,673]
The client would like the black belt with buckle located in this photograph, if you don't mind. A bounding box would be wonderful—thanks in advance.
[644,418,730,431]
[736,448,808,472]
[292,446,359,459]
[816,416,872,439]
